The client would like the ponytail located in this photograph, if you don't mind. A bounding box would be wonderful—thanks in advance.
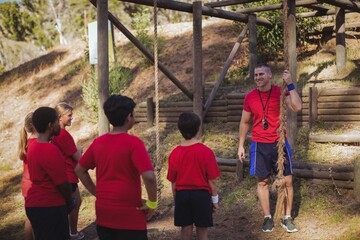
[18,127,28,160]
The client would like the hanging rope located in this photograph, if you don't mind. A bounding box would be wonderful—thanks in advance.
[272,80,288,222]
[153,0,162,207]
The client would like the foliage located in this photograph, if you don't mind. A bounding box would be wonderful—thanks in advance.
[132,7,165,67]
[81,64,133,122]
[241,0,320,62]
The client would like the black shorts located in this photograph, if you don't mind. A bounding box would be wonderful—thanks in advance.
[26,205,68,240]
[249,140,294,179]
[174,190,213,228]
[71,183,78,193]
[96,225,148,240]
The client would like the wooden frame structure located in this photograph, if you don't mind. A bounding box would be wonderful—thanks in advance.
[91,0,360,145]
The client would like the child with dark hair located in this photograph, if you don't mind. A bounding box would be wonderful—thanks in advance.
[75,95,157,240]
[25,107,74,240]
[52,102,84,240]
[18,112,38,240]
[167,112,221,240]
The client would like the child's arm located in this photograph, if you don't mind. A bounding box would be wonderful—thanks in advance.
[208,179,220,212]
[137,170,157,220]
[75,164,96,196]
[71,147,82,162]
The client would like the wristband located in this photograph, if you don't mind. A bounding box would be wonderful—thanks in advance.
[287,83,295,91]
[211,195,219,204]
[145,199,158,209]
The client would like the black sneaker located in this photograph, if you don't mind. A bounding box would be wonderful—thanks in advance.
[262,217,274,232]
[280,217,298,233]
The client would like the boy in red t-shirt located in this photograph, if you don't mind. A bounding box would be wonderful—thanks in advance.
[75,95,157,240]
[25,107,74,240]
[167,112,221,240]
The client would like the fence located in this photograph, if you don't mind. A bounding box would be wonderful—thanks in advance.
[136,86,360,126]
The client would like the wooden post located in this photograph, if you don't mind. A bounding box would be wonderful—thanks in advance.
[97,0,110,135]
[146,97,154,127]
[354,159,360,202]
[335,7,346,73]
[284,0,297,148]
[248,14,257,82]
[236,160,244,182]
[193,1,204,134]
[309,86,318,127]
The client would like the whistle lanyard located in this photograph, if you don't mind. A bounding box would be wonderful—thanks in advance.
[257,86,272,121]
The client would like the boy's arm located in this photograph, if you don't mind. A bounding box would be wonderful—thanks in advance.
[137,170,157,220]
[75,164,96,196]
[208,178,219,212]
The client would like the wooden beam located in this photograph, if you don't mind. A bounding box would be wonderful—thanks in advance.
[298,9,336,17]
[202,25,248,119]
[97,0,110,135]
[305,4,333,12]
[193,1,204,134]
[236,0,320,14]
[205,0,256,8]
[320,0,360,12]
[120,0,272,27]
[336,7,346,72]
[248,14,257,82]
[89,0,193,100]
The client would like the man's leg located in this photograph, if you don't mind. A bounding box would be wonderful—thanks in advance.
[181,225,193,240]
[284,175,293,216]
[257,177,270,216]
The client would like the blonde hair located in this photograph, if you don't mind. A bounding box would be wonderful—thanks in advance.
[54,102,73,116]
[18,112,36,160]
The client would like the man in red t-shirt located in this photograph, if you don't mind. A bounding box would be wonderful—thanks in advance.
[238,64,302,233]
[167,112,221,240]
[25,107,74,240]
[75,95,157,240]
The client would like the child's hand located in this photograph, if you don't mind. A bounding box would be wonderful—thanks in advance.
[212,203,219,213]
[136,199,155,220]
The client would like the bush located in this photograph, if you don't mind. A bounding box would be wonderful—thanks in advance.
[81,64,133,122]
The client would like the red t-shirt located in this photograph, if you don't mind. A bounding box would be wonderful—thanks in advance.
[78,133,154,230]
[52,128,78,183]
[167,143,221,193]
[25,141,68,207]
[21,138,36,198]
[243,85,287,143]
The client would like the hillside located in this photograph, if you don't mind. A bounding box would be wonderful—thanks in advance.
[1,18,360,239]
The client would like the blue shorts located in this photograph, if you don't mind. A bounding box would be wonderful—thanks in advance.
[174,190,213,228]
[249,140,294,179]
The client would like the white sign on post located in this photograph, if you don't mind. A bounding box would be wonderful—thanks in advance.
[88,21,115,65]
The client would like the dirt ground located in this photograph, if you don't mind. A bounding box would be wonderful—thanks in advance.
[1,18,360,240]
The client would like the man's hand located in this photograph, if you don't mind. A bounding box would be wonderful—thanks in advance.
[238,145,245,163]
[283,70,292,85]
[212,203,219,213]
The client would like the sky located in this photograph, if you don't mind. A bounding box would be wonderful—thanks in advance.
[0,0,18,3]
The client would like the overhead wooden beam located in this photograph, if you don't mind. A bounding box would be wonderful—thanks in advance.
[305,4,332,12]
[320,0,360,12]
[89,0,194,100]
[298,9,336,17]
[205,0,255,8]
[120,0,272,27]
[237,0,324,14]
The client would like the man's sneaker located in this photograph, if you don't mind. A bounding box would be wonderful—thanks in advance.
[262,217,274,232]
[280,217,298,233]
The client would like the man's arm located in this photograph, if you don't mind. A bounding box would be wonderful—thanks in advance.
[283,70,302,112]
[75,164,96,196]
[238,110,251,162]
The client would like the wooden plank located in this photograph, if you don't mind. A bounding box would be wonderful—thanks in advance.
[320,88,360,96]
[318,108,360,115]
[319,115,360,121]
[309,134,360,143]
[293,169,353,181]
[354,159,360,201]
[318,102,360,108]
[227,116,242,122]
[318,95,360,102]
[321,0,360,12]
[292,161,353,172]
[227,110,242,116]
[121,0,272,26]
[227,99,245,105]
[310,179,353,189]
[228,105,244,110]
[227,93,246,99]
[159,107,192,112]
[219,165,237,172]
